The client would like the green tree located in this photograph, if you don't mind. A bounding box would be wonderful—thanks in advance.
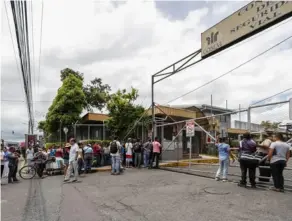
[260,120,272,131]
[37,120,47,131]
[106,88,145,139]
[45,73,86,133]
[83,77,111,111]
[271,122,280,131]
[60,68,84,82]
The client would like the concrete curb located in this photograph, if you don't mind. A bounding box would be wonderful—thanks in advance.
[91,158,219,172]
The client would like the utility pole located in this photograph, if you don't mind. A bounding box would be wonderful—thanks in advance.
[247,107,251,132]
[151,75,156,140]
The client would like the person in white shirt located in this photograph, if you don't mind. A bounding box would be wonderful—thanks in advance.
[64,138,79,182]
[125,138,133,168]
[268,133,290,192]
[26,146,34,166]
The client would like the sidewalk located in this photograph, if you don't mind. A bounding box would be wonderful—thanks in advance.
[91,155,219,172]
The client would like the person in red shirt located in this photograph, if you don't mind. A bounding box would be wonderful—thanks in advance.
[92,142,101,167]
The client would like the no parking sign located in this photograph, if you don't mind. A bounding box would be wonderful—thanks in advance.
[186,120,195,137]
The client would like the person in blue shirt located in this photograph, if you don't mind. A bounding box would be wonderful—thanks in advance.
[83,143,93,173]
[215,137,230,182]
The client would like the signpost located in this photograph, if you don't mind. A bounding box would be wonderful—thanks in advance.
[186,120,195,168]
[63,127,68,143]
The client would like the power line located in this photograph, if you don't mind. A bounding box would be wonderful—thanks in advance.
[10,0,34,133]
[165,35,292,104]
[30,1,36,106]
[4,2,25,102]
[1,100,53,103]
[251,88,292,106]
[37,0,44,102]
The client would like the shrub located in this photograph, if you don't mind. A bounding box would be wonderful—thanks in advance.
[45,140,111,149]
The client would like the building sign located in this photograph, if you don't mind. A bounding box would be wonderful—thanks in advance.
[201,1,292,58]
[186,120,195,137]
[25,134,37,148]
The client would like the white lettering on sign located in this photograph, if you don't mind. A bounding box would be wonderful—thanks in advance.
[201,1,292,58]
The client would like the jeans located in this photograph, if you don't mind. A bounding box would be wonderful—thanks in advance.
[65,160,78,181]
[84,156,92,173]
[143,151,150,167]
[8,164,18,182]
[1,165,4,178]
[150,152,160,168]
[135,153,142,168]
[271,160,286,190]
[111,155,120,173]
[216,159,229,179]
[77,158,84,175]
[239,159,257,186]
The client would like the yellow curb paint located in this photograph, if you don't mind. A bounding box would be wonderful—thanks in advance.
[92,158,219,172]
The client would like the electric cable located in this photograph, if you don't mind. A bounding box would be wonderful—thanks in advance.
[165,35,292,105]
[37,0,44,101]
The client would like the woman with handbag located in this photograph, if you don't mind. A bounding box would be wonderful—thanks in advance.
[238,132,258,188]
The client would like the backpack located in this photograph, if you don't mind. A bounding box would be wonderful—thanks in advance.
[110,141,118,154]
[63,148,69,160]
[134,142,141,152]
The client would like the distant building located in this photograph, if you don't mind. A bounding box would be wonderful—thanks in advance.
[170,104,233,137]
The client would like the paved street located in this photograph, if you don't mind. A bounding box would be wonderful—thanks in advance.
[1,169,292,221]
[165,162,292,190]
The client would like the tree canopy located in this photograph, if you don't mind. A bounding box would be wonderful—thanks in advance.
[260,121,281,131]
[83,77,111,112]
[106,88,145,139]
[60,68,84,82]
[44,73,86,133]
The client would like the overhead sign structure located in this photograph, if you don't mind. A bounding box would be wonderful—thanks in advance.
[201,1,292,58]
[289,98,292,120]
[186,120,195,137]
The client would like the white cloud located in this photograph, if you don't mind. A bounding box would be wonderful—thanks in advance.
[1,0,292,141]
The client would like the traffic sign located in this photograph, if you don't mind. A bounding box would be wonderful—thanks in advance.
[186,120,195,137]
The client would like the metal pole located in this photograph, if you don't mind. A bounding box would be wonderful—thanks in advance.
[151,75,156,140]
[247,107,251,132]
[88,125,90,140]
[239,104,241,129]
[103,120,105,140]
[189,136,192,169]
[74,124,76,139]
[59,121,62,144]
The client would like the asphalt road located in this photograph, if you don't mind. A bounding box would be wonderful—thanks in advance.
[165,161,292,190]
[1,169,292,221]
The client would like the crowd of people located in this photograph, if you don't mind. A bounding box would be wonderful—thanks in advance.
[2,132,290,192]
[215,132,290,192]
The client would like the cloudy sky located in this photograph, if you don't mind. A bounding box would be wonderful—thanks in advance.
[1,0,292,141]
